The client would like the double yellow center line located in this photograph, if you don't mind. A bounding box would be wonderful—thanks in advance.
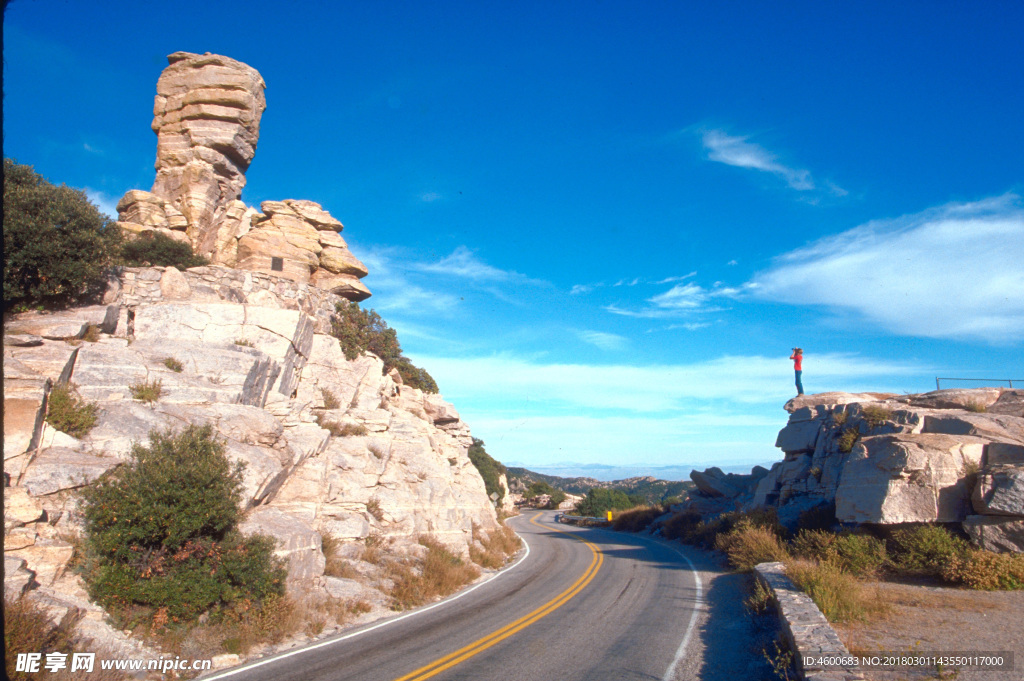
[392,513,604,681]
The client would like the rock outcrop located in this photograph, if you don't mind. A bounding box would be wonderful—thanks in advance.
[683,389,1024,552]
[3,278,499,654]
[115,52,370,300]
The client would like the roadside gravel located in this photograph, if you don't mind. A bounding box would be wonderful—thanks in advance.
[833,582,1024,681]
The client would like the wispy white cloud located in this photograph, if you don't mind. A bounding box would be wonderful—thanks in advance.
[419,191,443,203]
[358,248,460,315]
[667,322,711,331]
[605,280,750,318]
[578,330,628,351]
[571,272,696,296]
[85,189,119,219]
[412,246,543,284]
[750,194,1024,340]
[699,128,846,197]
[702,129,814,191]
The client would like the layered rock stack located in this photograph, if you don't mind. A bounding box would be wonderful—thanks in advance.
[115,52,370,301]
[684,389,1024,552]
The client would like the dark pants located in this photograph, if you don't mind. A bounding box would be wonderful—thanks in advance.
[795,370,804,395]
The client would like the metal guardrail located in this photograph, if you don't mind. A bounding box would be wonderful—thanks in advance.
[935,377,1021,390]
[556,514,611,527]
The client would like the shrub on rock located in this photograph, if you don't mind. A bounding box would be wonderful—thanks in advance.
[330,301,438,392]
[79,425,285,620]
[119,230,208,269]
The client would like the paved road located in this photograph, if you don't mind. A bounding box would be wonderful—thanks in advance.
[209,511,704,681]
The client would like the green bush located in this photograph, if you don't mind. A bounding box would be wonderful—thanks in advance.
[3,158,122,312]
[45,384,99,438]
[79,425,285,620]
[574,488,643,517]
[468,438,506,504]
[888,525,971,577]
[330,302,438,392]
[119,231,208,269]
[832,533,888,576]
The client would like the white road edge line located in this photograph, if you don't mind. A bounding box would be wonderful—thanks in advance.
[201,518,533,680]
[657,540,703,681]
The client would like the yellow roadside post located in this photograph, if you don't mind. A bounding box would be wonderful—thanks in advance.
[606,511,612,522]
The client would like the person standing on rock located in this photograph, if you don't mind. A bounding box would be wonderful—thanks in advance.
[790,348,804,395]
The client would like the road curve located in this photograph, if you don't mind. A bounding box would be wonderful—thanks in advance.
[208,511,703,681]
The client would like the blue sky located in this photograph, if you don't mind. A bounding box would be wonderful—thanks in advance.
[5,0,1023,476]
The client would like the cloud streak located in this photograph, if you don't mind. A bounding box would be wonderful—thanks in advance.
[699,129,846,197]
[750,194,1024,340]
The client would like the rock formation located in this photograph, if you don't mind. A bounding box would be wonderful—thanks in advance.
[683,389,1024,552]
[115,52,370,301]
[3,271,499,656]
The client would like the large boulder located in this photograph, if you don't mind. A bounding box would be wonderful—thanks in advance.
[833,433,985,524]
[972,466,1024,516]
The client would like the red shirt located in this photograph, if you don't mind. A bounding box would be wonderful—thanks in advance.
[791,353,803,371]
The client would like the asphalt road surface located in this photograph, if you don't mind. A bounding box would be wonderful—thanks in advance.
[208,511,705,681]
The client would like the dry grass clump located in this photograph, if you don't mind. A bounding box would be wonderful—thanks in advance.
[469,523,521,569]
[386,537,480,610]
[45,383,98,438]
[162,357,183,372]
[321,533,362,579]
[129,378,163,403]
[837,427,860,453]
[321,388,341,410]
[4,595,126,681]
[166,594,360,658]
[612,505,664,533]
[366,498,385,522]
[964,399,988,413]
[784,560,888,623]
[715,522,791,572]
[82,324,103,343]
[860,404,893,427]
[360,534,388,565]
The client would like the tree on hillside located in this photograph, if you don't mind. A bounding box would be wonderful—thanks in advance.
[468,438,507,504]
[330,301,439,392]
[574,488,643,517]
[3,158,122,312]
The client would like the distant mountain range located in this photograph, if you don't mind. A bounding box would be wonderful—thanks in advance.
[507,467,697,503]
[503,461,775,482]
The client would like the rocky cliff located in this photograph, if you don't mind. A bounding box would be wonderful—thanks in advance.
[685,389,1024,552]
[4,280,500,655]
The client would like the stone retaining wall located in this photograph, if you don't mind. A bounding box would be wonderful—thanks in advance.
[106,265,345,331]
[754,562,865,681]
